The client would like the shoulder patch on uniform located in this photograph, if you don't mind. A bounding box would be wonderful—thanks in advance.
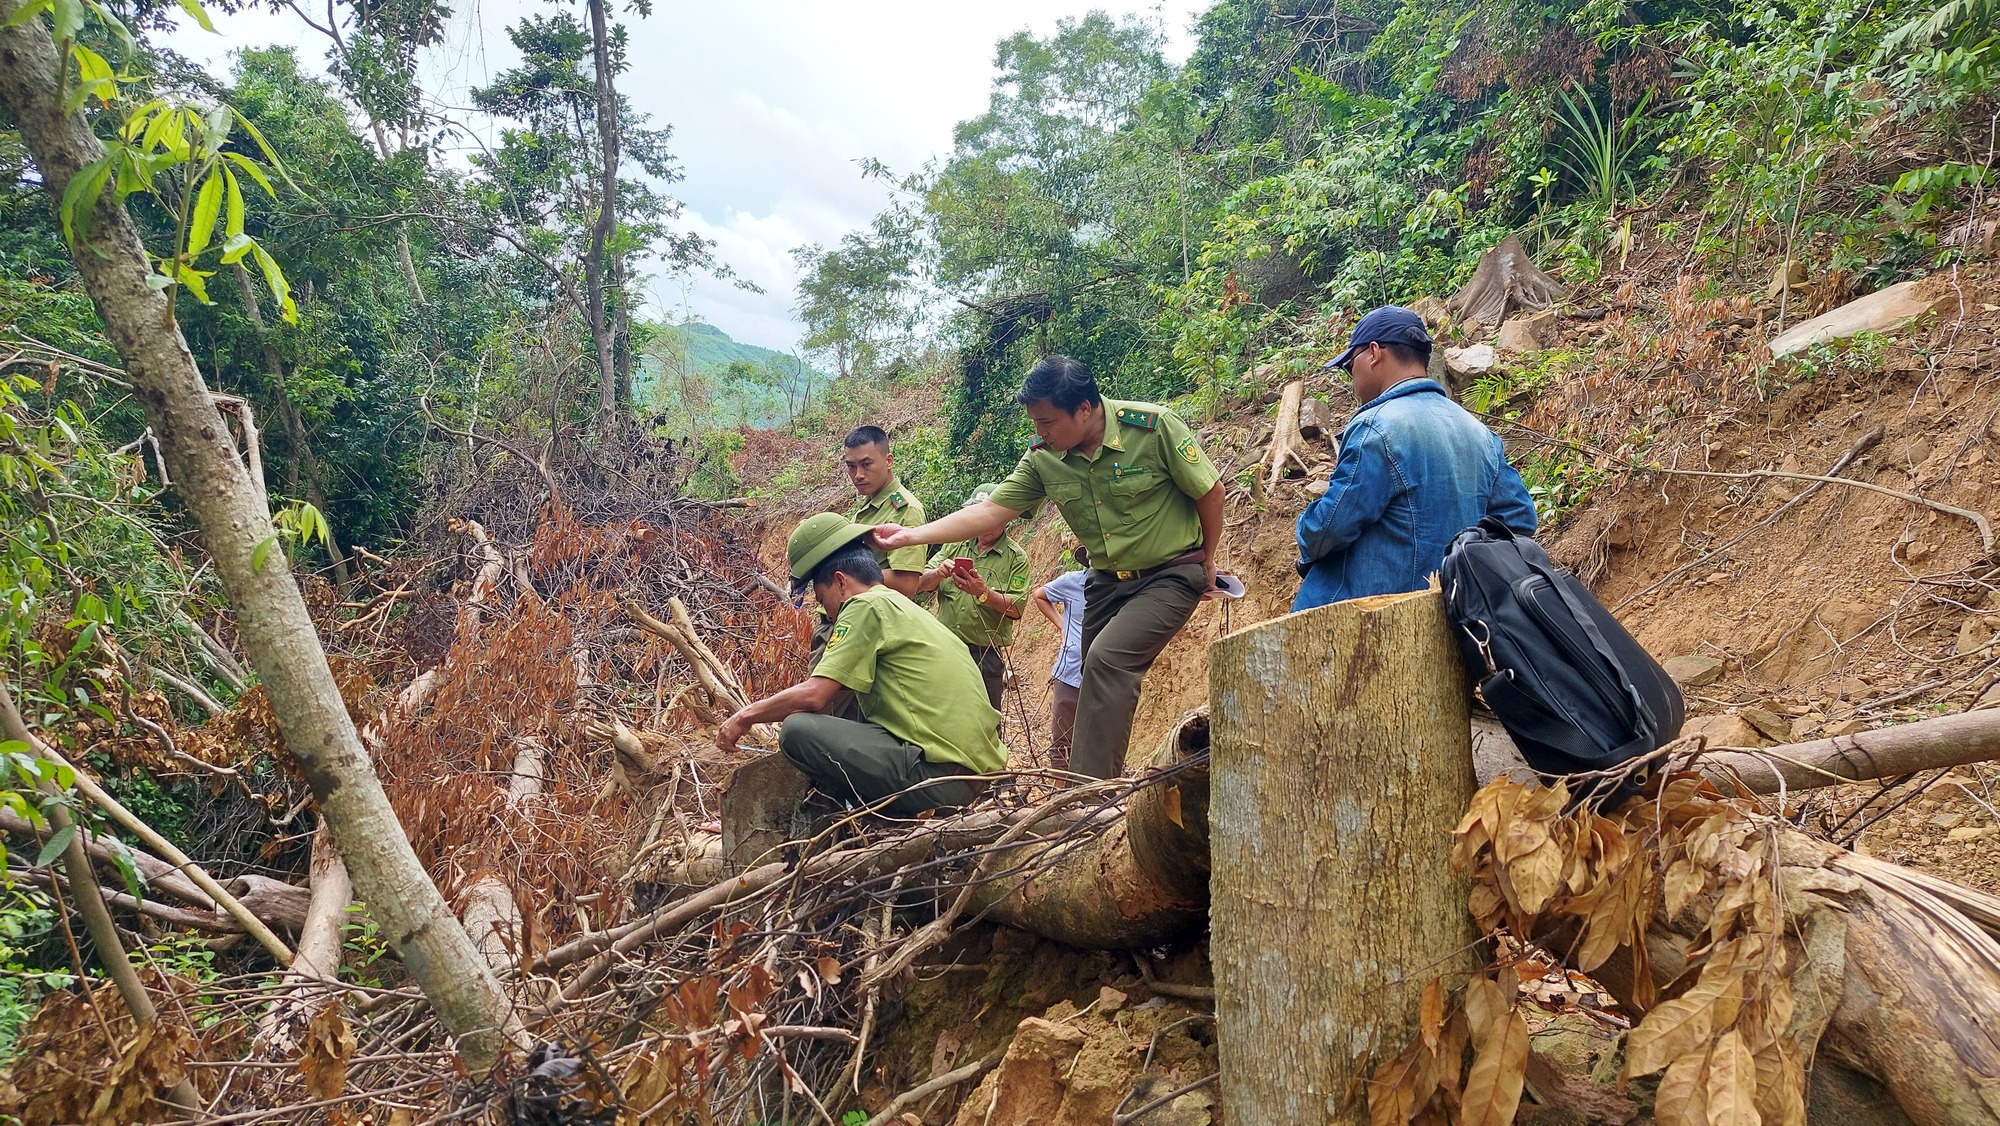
[826,621,851,650]
[889,491,908,511]
[1028,438,1049,451]
[1176,435,1201,464]
[1116,407,1159,430]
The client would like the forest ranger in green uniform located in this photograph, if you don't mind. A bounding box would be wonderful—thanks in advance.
[917,483,1031,712]
[808,426,932,720]
[717,514,1003,818]
[872,356,1224,780]
[841,425,928,596]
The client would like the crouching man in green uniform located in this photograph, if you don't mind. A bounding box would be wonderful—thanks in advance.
[716,513,1006,818]
[918,483,1030,711]
[873,356,1223,780]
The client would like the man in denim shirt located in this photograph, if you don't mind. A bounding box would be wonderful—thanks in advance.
[1294,306,1539,612]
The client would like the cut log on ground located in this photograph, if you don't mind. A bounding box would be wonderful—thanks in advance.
[963,714,1212,949]
[1209,589,1478,1125]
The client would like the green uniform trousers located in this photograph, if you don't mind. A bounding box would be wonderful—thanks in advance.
[780,713,983,818]
[966,643,1006,712]
[1072,562,1206,779]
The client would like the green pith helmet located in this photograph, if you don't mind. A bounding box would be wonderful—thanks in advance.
[787,512,875,589]
[962,482,1003,508]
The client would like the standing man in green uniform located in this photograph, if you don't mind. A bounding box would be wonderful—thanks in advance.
[918,483,1031,711]
[841,425,928,596]
[718,513,1004,817]
[873,355,1223,780]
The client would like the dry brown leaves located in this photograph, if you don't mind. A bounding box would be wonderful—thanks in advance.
[1369,775,1812,1126]
[299,1003,357,1100]
[0,975,224,1126]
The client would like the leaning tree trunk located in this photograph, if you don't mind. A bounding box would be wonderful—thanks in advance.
[0,8,520,1070]
[1209,589,1479,1124]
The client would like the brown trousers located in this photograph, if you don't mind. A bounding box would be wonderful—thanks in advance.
[1048,680,1079,773]
[1071,563,1204,779]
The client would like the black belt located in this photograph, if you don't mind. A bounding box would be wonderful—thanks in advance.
[1096,548,1205,582]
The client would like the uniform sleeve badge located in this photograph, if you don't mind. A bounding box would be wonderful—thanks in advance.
[827,621,851,650]
[1176,436,1202,464]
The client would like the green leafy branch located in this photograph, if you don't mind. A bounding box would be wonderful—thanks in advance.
[10,0,302,328]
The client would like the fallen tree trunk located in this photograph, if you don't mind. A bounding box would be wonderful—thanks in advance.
[256,824,352,1054]
[962,714,1212,949]
[1699,708,2000,793]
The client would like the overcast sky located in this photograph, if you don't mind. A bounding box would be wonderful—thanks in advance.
[163,1,1209,354]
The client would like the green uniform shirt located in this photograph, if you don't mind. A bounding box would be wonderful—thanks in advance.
[850,475,929,573]
[812,587,1006,773]
[932,535,1031,647]
[988,398,1220,573]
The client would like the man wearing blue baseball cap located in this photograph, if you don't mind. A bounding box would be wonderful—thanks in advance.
[1293,306,1539,611]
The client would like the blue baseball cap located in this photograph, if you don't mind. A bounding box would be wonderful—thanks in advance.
[1325,306,1434,370]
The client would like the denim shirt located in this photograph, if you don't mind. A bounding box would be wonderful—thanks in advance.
[1293,379,1538,612]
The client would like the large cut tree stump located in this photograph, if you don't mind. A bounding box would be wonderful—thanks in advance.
[1209,589,1478,1124]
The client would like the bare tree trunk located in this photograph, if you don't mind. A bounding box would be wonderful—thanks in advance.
[230,262,350,586]
[585,0,622,427]
[0,10,521,1071]
[1208,589,1479,1124]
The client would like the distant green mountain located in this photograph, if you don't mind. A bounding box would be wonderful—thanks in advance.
[635,320,823,430]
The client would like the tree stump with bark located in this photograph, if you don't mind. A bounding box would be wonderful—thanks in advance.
[1208,589,1478,1124]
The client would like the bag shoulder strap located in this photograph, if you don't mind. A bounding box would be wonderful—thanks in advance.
[1521,559,1659,742]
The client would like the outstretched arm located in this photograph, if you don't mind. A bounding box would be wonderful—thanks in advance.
[873,499,1019,551]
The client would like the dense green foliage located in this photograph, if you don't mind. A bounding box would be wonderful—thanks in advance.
[795,0,1997,484]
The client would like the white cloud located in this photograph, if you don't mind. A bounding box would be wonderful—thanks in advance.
[161,0,1211,353]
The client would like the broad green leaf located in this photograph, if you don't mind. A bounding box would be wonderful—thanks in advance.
[104,838,145,898]
[72,43,110,83]
[222,151,274,198]
[58,155,113,247]
[188,169,223,256]
[251,533,278,572]
[140,99,177,151]
[48,0,83,44]
[222,166,244,240]
[174,262,213,304]
[83,0,134,49]
[36,824,76,867]
[174,0,215,33]
[122,98,164,142]
[3,0,54,28]
[220,231,252,264]
[250,242,296,323]
[202,103,231,152]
